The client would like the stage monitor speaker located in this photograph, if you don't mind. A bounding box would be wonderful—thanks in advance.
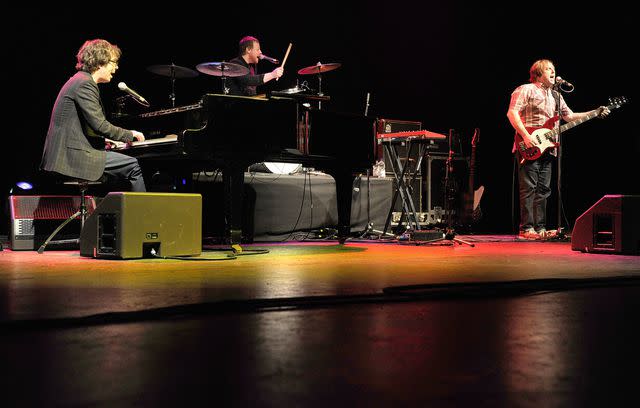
[80,192,202,259]
[9,195,96,250]
[571,195,640,255]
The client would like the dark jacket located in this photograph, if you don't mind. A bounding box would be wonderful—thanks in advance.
[227,56,264,96]
[41,71,133,181]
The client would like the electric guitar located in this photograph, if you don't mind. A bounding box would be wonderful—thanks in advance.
[517,96,627,162]
[461,128,484,224]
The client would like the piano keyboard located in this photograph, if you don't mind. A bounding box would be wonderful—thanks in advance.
[108,134,178,150]
[376,129,447,142]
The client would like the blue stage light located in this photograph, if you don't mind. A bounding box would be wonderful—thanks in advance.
[16,181,33,190]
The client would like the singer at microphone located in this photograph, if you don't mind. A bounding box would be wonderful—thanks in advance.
[507,58,612,241]
[555,76,572,87]
[226,35,284,96]
[118,82,150,107]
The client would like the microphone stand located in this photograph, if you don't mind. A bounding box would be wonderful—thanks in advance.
[418,130,475,247]
[552,86,568,240]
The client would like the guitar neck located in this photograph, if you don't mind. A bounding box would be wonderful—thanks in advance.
[558,110,599,133]
[543,110,599,140]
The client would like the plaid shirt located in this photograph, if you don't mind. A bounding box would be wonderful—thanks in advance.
[509,82,573,154]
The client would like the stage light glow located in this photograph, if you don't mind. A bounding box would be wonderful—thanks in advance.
[16,181,33,190]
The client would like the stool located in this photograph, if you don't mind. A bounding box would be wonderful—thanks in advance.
[37,178,102,254]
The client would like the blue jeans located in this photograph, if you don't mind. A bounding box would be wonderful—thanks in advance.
[104,151,146,192]
[518,153,553,232]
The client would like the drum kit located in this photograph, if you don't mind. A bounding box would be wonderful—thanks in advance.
[145,60,341,104]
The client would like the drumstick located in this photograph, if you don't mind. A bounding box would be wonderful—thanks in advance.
[281,43,293,68]
[276,43,292,82]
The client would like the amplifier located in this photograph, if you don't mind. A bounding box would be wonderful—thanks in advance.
[9,195,97,250]
[425,154,469,213]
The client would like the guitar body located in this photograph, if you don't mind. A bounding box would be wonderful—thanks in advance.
[517,116,560,161]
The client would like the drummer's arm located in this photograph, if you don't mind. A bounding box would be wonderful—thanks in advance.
[263,67,284,84]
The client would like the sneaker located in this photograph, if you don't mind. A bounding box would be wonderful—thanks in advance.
[519,229,540,240]
[537,229,558,240]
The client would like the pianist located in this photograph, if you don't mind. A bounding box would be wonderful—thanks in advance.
[227,36,284,96]
[41,39,147,192]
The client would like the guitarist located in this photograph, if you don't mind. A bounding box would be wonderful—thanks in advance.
[507,59,609,240]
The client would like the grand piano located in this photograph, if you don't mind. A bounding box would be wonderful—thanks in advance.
[111,93,377,244]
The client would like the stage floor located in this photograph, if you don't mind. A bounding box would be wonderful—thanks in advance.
[2,236,640,406]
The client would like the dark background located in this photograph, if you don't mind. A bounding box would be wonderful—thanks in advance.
[2,2,636,235]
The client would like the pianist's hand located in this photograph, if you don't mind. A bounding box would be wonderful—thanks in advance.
[132,130,145,142]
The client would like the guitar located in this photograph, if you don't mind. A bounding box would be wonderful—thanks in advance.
[516,96,627,162]
[461,128,484,224]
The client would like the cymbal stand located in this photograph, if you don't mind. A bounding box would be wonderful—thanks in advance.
[169,63,176,107]
[317,67,323,110]
[221,62,229,95]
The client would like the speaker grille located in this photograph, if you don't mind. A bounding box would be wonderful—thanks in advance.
[10,196,96,220]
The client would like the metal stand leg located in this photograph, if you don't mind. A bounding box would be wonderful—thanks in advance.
[382,141,422,236]
[37,182,90,254]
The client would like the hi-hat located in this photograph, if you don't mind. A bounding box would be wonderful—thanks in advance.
[147,64,198,78]
[297,62,341,75]
[196,62,250,77]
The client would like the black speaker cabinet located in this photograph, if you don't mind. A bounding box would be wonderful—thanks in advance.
[571,195,640,255]
[9,195,96,250]
[425,154,469,212]
[80,192,202,259]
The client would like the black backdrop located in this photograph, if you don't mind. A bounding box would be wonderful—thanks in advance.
[2,2,637,234]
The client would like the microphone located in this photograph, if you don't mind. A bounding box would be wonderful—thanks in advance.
[555,76,573,88]
[117,82,150,107]
[364,92,370,116]
[259,54,279,64]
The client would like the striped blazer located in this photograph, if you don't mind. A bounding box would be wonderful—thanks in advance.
[41,71,133,181]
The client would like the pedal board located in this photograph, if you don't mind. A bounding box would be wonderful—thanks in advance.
[408,230,445,241]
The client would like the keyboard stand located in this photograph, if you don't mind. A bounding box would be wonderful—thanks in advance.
[381,139,429,236]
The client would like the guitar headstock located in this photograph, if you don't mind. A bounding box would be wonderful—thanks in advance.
[607,96,628,110]
[471,127,480,146]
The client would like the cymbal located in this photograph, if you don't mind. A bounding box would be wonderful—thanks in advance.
[147,64,198,78]
[196,62,250,77]
[297,62,341,75]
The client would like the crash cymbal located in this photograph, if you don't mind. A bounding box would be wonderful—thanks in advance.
[297,62,341,75]
[196,62,250,77]
[147,64,199,78]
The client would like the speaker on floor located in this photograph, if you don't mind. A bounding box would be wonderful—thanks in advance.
[571,195,640,255]
[9,195,96,250]
[80,192,202,259]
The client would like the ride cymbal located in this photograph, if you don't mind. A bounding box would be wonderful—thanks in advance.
[297,62,341,75]
[196,62,250,77]
[147,64,199,78]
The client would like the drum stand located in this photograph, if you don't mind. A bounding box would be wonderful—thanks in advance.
[169,64,177,107]
[220,62,230,95]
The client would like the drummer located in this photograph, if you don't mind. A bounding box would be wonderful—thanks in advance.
[227,36,283,96]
